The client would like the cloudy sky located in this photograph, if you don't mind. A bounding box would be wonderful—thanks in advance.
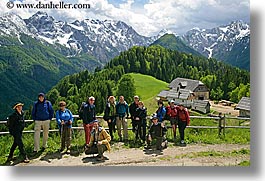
[1,0,250,36]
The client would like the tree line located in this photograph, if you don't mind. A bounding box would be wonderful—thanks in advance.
[46,45,250,116]
[106,45,250,102]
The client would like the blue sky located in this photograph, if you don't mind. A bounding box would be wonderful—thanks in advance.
[1,0,250,36]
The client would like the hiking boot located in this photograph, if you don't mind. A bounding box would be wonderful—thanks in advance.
[97,156,105,161]
[23,156,30,163]
[119,137,123,142]
[6,156,13,162]
[66,149,71,154]
[144,145,151,149]
[180,140,186,147]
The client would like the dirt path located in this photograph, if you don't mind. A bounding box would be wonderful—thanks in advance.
[17,143,250,166]
[209,101,239,117]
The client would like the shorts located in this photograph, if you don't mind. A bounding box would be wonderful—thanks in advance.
[169,117,178,125]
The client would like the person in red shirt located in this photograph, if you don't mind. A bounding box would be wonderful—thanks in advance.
[166,100,178,141]
[177,103,190,147]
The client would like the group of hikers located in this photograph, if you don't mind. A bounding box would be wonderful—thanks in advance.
[6,93,190,164]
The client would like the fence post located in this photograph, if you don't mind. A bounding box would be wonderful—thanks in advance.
[223,114,226,136]
[218,113,225,136]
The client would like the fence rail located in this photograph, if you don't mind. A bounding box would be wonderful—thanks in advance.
[0,115,250,136]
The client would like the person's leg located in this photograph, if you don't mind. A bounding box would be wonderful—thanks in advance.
[112,117,116,133]
[34,121,42,152]
[97,144,107,157]
[85,144,98,154]
[8,135,17,159]
[61,125,66,150]
[42,120,50,149]
[132,119,136,132]
[156,136,163,150]
[66,127,72,150]
[107,121,113,140]
[83,124,89,145]
[134,121,140,140]
[170,118,176,140]
[87,123,94,143]
[122,117,128,140]
[97,144,108,160]
[16,133,27,159]
[141,120,147,142]
[116,117,122,141]
[178,121,187,145]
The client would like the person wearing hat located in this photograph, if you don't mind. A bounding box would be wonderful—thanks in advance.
[56,101,74,154]
[85,120,111,161]
[145,114,167,151]
[32,93,54,152]
[79,96,96,147]
[129,95,140,133]
[166,100,178,141]
[7,102,29,163]
[176,103,190,147]
[103,96,117,140]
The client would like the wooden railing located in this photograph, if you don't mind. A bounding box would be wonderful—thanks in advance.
[0,115,250,136]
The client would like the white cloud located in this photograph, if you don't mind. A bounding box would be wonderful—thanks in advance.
[0,0,250,36]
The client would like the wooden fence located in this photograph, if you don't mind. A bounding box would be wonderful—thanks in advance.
[0,115,250,136]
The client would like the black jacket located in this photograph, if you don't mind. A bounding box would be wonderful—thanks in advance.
[148,123,167,137]
[80,103,96,124]
[129,102,138,119]
[8,111,25,135]
[135,107,147,121]
[103,102,116,121]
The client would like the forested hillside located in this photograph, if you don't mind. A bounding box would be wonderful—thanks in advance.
[107,46,249,100]
[151,34,202,56]
[46,45,250,117]
[0,34,100,119]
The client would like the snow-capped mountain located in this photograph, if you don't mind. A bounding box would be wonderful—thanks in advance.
[0,11,154,63]
[0,12,250,70]
[181,21,250,70]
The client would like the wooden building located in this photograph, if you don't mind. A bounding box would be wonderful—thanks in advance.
[158,78,210,108]
[235,97,250,117]
[192,100,211,114]
[169,78,209,100]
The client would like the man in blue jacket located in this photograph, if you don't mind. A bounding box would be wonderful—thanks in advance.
[32,93,54,152]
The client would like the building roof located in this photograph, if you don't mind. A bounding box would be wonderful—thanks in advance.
[235,97,250,111]
[169,78,204,91]
[157,89,193,100]
[192,100,211,108]
[178,89,192,99]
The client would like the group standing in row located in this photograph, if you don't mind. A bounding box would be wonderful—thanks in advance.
[6,92,190,163]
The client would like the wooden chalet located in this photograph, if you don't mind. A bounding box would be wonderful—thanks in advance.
[235,97,250,117]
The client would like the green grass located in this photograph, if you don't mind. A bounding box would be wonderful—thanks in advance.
[128,73,169,114]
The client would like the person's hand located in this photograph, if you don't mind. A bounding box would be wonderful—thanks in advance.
[148,135,152,141]
[108,119,111,123]
[161,122,164,127]
[135,117,140,121]
[61,120,65,125]
[69,121,72,125]
[97,141,102,145]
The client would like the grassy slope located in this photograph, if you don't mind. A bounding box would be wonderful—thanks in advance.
[128,73,169,115]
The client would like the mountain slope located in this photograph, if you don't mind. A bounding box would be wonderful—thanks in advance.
[0,34,100,119]
[182,21,250,70]
[129,73,168,114]
[0,12,154,64]
[151,34,202,56]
